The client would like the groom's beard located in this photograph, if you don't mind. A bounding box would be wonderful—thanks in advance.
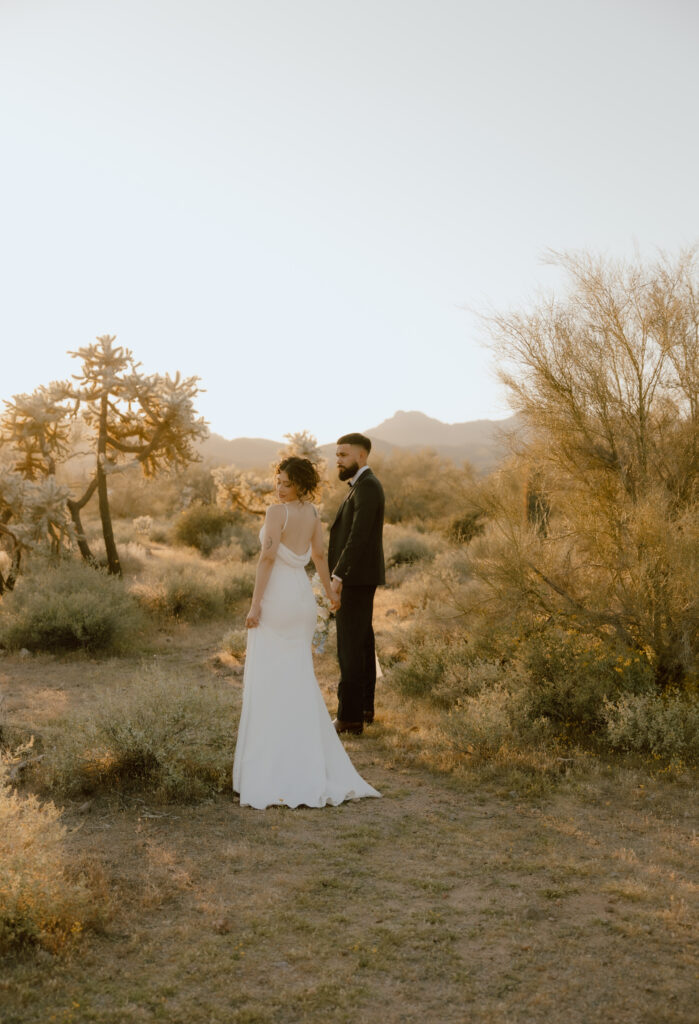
[338,462,359,481]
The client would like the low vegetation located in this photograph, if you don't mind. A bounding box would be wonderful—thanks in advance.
[30,665,236,802]
[0,754,104,955]
[0,559,144,654]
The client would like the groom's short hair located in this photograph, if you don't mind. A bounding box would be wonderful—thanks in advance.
[337,432,372,453]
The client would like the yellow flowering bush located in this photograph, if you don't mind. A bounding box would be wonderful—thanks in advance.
[519,627,655,730]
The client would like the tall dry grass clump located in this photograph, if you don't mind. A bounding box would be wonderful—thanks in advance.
[33,665,237,802]
[0,755,101,954]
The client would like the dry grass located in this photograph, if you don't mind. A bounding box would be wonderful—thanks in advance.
[0,756,107,955]
[0,617,696,1023]
[129,546,254,623]
[27,664,237,802]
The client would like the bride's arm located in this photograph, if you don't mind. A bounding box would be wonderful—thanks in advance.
[245,505,285,628]
[310,514,340,610]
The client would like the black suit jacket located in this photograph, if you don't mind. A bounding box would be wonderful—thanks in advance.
[328,468,385,587]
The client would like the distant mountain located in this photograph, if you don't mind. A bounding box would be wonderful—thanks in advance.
[364,410,519,471]
[199,433,282,469]
[198,411,518,473]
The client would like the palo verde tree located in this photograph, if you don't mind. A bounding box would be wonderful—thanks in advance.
[482,248,698,687]
[1,336,208,575]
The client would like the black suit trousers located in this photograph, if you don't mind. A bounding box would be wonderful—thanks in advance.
[335,585,377,723]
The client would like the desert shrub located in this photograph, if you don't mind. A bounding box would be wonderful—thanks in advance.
[519,627,655,731]
[603,690,699,760]
[132,561,225,621]
[384,525,440,568]
[445,684,529,755]
[444,510,486,545]
[388,626,471,707]
[173,503,239,556]
[222,627,247,660]
[34,666,236,802]
[88,538,150,575]
[222,563,256,607]
[0,559,144,654]
[226,522,261,561]
[0,755,100,953]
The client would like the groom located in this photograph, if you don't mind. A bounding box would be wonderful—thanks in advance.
[329,433,385,735]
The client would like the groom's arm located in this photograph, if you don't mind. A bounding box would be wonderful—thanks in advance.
[332,480,381,581]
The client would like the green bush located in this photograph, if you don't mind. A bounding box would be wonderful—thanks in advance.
[519,627,655,730]
[603,690,699,760]
[34,665,237,801]
[173,503,239,556]
[0,560,144,654]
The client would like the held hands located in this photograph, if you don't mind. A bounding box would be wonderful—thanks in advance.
[329,577,343,612]
[245,603,262,629]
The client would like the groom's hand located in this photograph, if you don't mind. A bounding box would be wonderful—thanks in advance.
[330,577,343,604]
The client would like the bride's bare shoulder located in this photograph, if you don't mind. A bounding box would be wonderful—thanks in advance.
[265,504,285,519]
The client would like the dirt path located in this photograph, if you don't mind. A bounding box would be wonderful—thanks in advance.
[2,633,697,1024]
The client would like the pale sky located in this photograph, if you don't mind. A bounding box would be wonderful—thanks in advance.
[2,0,697,443]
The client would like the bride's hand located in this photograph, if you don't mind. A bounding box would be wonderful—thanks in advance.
[245,604,261,628]
[328,595,341,612]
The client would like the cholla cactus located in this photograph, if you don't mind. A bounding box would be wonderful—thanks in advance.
[1,335,208,576]
[133,515,153,537]
[281,430,324,466]
[212,465,274,516]
[0,464,74,591]
[12,476,74,551]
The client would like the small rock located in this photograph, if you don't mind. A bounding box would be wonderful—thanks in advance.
[213,918,231,935]
[19,648,31,659]
[77,801,92,814]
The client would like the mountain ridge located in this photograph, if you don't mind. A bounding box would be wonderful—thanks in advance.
[199,410,518,472]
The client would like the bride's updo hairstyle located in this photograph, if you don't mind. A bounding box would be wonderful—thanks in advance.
[276,456,320,501]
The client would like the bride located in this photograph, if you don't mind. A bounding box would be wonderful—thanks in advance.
[233,455,380,809]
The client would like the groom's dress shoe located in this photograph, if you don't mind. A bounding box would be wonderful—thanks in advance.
[333,718,363,735]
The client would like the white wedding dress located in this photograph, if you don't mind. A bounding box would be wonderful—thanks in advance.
[233,517,381,810]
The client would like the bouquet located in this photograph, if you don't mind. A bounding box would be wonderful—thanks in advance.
[311,573,334,653]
